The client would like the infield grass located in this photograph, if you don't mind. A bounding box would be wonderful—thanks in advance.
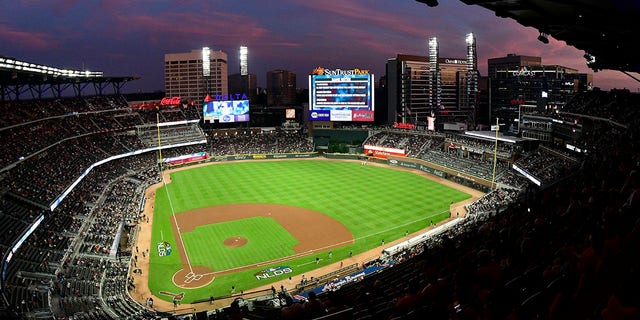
[181,217,298,270]
[148,160,471,302]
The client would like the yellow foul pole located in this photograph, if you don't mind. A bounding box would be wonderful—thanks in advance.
[491,117,499,190]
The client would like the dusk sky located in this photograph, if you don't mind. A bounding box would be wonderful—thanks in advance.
[2,0,638,93]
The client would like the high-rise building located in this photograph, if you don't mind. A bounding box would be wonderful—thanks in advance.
[464,33,479,124]
[487,54,541,78]
[487,54,591,132]
[164,47,228,102]
[386,34,480,128]
[228,73,257,99]
[386,55,473,126]
[266,69,296,106]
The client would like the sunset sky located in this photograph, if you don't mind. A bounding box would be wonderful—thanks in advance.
[2,0,638,92]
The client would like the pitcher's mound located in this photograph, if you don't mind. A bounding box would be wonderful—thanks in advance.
[224,237,247,248]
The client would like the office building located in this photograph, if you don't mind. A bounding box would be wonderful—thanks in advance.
[386,55,474,126]
[164,47,228,102]
[386,34,479,128]
[266,69,296,106]
[487,54,591,132]
[229,73,257,100]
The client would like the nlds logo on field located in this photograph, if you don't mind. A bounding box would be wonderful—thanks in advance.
[254,266,293,280]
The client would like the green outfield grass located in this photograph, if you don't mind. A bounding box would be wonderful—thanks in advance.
[148,160,471,303]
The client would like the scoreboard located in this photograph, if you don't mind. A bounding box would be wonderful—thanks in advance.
[309,68,374,122]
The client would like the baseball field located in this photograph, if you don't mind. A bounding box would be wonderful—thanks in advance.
[145,159,472,304]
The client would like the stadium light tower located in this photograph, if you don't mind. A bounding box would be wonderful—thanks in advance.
[202,47,211,95]
[202,47,211,77]
[240,46,248,76]
[428,37,441,114]
[465,33,479,126]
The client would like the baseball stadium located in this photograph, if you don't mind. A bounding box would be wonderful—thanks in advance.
[2,1,640,320]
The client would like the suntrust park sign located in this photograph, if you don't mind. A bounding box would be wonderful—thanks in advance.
[312,67,369,76]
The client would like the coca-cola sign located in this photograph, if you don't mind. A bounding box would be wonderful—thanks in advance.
[160,97,182,105]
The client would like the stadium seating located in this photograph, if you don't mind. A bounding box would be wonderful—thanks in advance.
[1,90,639,319]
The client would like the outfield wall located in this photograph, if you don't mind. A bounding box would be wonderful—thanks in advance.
[210,152,318,162]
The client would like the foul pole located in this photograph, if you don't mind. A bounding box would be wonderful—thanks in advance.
[491,117,499,190]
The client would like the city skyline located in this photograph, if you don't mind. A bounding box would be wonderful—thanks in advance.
[2,0,637,93]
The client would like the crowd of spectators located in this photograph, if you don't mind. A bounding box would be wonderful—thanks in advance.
[364,130,446,157]
[207,130,314,156]
[138,124,205,148]
[2,89,639,319]
[494,169,530,190]
[444,134,519,158]
[514,147,580,187]
[0,95,205,170]
[418,149,510,182]
[0,96,129,128]
[0,136,167,318]
[561,89,640,126]
[364,130,521,186]
[465,188,519,214]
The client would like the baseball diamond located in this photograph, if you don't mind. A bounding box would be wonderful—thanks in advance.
[132,158,479,311]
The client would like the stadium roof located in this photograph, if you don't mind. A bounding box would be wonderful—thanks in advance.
[464,130,529,143]
[419,1,640,75]
[0,55,139,99]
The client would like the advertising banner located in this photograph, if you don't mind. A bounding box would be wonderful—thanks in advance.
[388,158,447,178]
[310,111,331,121]
[220,114,235,123]
[235,114,250,122]
[330,110,352,121]
[364,145,405,159]
[223,153,317,161]
[163,152,209,166]
[352,110,374,122]
[203,100,250,123]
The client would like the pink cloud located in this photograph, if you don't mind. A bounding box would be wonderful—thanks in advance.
[0,25,57,50]
[113,11,268,45]
[298,1,442,39]
[590,70,640,91]
[90,9,310,56]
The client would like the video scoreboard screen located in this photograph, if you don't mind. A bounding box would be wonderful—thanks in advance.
[309,68,374,122]
[203,100,250,123]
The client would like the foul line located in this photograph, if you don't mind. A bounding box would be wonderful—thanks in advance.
[156,113,194,274]
[162,174,194,274]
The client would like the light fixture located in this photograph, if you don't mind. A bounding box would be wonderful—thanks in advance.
[537,32,549,44]
[584,53,596,64]
[416,0,438,7]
